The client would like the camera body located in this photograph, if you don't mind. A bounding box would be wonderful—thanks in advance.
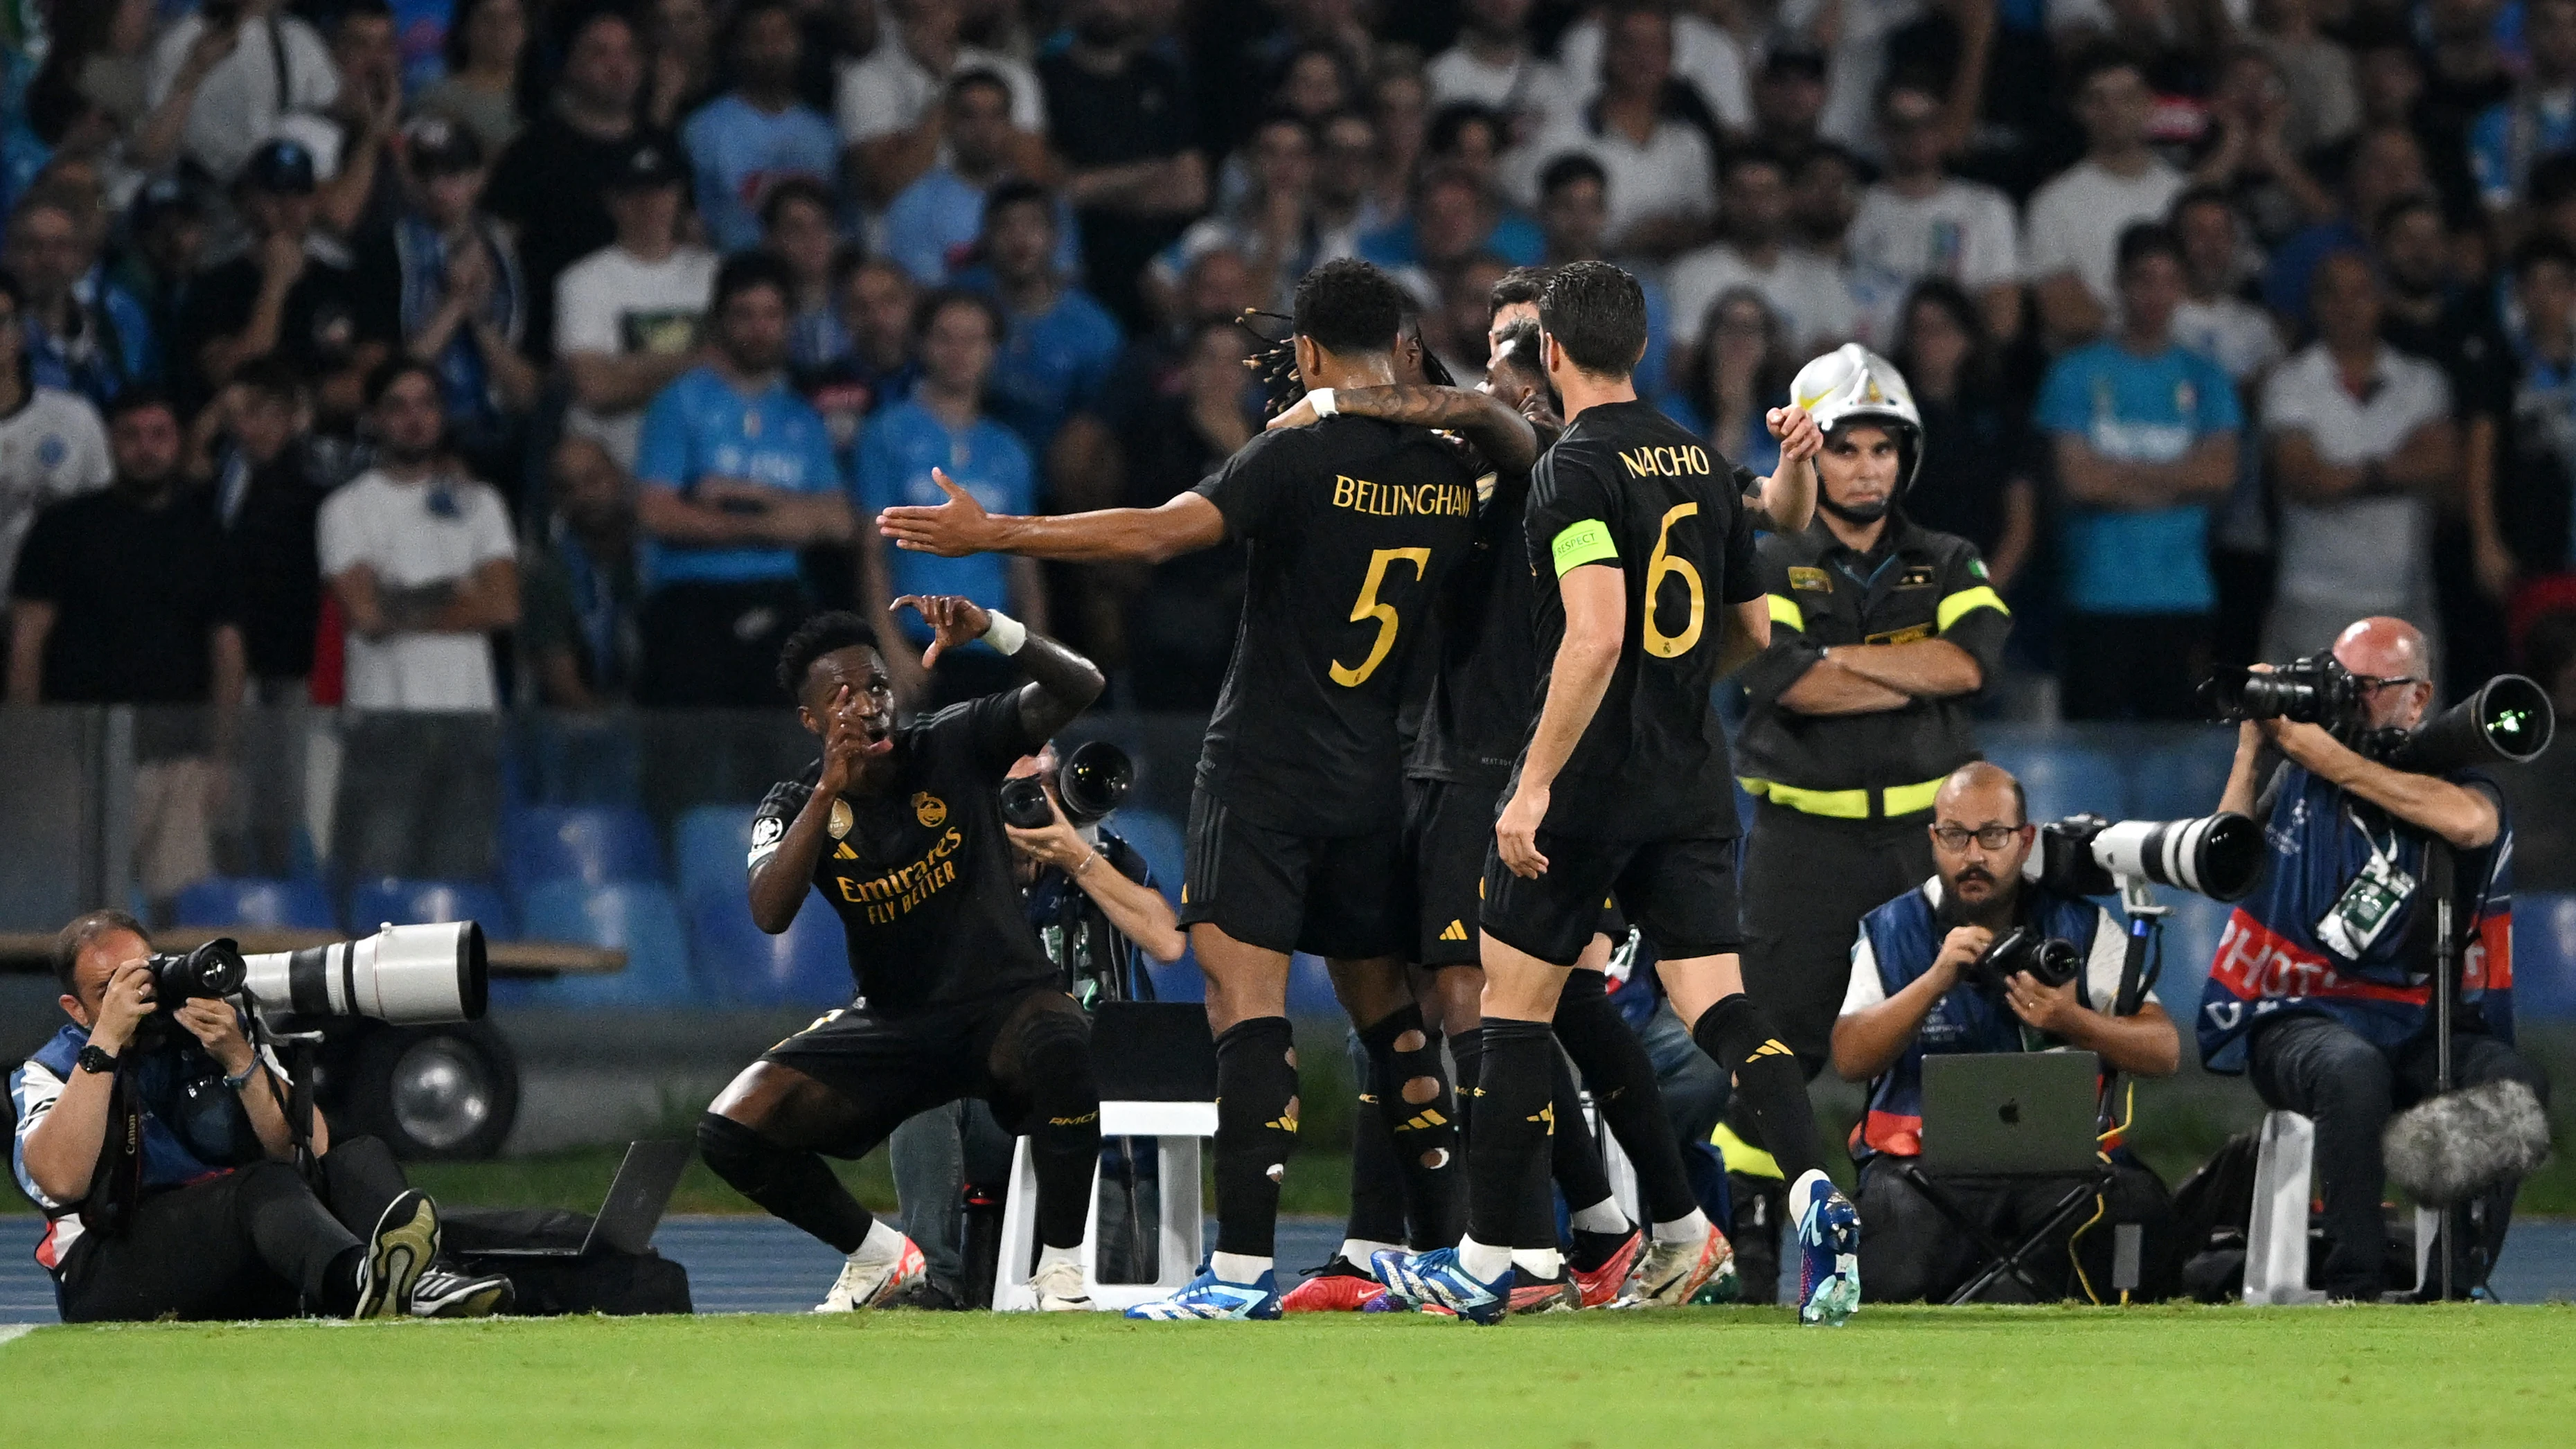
[1966,926,2081,994]
[2201,655,2555,774]
[998,741,1133,832]
[147,939,249,1011]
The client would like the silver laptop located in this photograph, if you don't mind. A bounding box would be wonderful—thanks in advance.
[472,1139,692,1258]
[1918,1053,2104,1176]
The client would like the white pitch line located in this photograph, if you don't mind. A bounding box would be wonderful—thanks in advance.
[0,1324,36,1349]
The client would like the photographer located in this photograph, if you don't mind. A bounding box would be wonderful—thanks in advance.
[885,740,1185,1304]
[1831,764,2181,1304]
[2201,617,2549,1299]
[8,911,508,1322]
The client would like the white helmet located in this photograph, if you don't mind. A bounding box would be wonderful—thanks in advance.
[1790,342,1924,488]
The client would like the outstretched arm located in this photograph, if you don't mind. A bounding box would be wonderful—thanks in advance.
[878,468,1227,563]
[1267,384,1540,476]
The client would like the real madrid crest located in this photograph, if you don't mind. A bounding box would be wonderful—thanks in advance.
[828,797,853,839]
[913,792,948,828]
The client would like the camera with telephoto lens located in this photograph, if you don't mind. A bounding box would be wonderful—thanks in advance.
[147,924,488,1026]
[2200,655,2556,773]
[1000,741,1134,830]
[1967,926,2081,994]
[2029,812,2266,901]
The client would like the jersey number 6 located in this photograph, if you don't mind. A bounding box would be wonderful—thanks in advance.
[1644,503,1705,658]
[1331,546,1433,686]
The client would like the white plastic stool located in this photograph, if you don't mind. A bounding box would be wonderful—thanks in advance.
[2244,1110,2441,1304]
[991,1099,1217,1312]
[1588,1094,1644,1226]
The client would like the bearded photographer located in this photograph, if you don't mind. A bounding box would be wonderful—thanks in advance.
[1831,764,2181,1304]
[8,911,508,1322]
[883,741,1186,1305]
[2201,617,2550,1300]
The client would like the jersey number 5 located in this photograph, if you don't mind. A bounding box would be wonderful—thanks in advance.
[1331,546,1432,686]
[1644,504,1705,658]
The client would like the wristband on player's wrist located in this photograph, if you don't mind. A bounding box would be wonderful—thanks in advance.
[982,610,1028,655]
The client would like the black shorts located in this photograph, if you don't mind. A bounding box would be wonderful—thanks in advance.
[1406,776,1501,968]
[759,984,1081,1146]
[1180,789,1411,959]
[1480,832,1741,968]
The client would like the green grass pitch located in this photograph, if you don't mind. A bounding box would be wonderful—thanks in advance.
[6,1305,2572,1447]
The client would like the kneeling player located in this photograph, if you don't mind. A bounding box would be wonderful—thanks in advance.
[699,598,1109,1311]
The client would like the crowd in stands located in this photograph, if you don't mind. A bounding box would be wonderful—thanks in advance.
[6,0,2576,738]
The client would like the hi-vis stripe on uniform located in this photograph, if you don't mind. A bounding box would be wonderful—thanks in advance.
[1764,584,2007,640]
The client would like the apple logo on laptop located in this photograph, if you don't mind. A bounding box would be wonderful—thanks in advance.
[1998,1098,2020,1125]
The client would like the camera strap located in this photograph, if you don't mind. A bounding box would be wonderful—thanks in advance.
[78,1063,145,1240]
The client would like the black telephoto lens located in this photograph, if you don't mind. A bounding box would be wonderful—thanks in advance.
[1056,741,1132,825]
[998,776,1055,829]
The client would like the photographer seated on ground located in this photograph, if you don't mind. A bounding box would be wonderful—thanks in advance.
[8,911,510,1322]
[885,738,1187,1306]
[2201,617,2550,1300]
[1831,763,2182,1303]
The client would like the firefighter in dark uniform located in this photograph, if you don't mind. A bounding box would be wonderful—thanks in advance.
[1722,344,2015,1300]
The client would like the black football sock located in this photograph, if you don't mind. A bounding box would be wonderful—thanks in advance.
[1545,1044,1616,1240]
[1211,1016,1299,1261]
[1554,969,1698,1224]
[1465,1018,1555,1252]
[1360,1003,1463,1247]
[1450,1025,1484,1146]
[698,1112,874,1254]
[1691,995,1824,1186]
[320,1245,366,1316]
[1346,1061,1410,1248]
[1011,1006,1104,1252]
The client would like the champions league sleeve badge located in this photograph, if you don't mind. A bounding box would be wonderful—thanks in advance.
[829,797,854,839]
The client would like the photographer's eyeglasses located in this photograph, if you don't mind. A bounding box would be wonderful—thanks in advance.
[2354,674,2424,694]
[1931,824,2023,852]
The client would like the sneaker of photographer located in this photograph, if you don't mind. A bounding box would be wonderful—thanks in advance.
[1793,1168,1861,1326]
[1280,1254,1388,1313]
[411,1266,515,1318]
[1031,1255,1092,1311]
[1615,1220,1733,1308]
[353,1190,440,1319]
[816,1228,927,1312]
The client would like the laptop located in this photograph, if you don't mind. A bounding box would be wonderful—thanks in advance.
[472,1139,693,1258]
[1918,1053,2104,1177]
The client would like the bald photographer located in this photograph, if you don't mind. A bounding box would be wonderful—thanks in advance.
[1832,763,2181,1303]
[2199,618,2551,1301]
[8,911,508,1322]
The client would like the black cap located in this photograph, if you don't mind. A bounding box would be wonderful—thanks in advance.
[240,138,318,195]
[131,175,206,228]
[1762,44,1829,81]
[402,114,486,177]
[607,136,686,191]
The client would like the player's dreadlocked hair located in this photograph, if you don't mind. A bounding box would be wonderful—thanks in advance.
[776,611,880,700]
[1236,308,1305,419]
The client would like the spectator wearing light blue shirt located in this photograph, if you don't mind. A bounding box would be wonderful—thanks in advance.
[959,181,1124,463]
[854,289,1047,709]
[679,0,841,254]
[2469,0,2576,217]
[877,69,1080,286]
[634,254,853,706]
[2035,222,2241,721]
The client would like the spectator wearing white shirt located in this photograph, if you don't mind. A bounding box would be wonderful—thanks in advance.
[2169,188,2289,386]
[2260,252,2457,661]
[144,0,340,187]
[1502,5,1714,258]
[1425,0,1581,142]
[318,361,517,881]
[2026,49,2185,348]
[1669,147,1858,361]
[1847,81,2025,347]
[0,273,112,607]
[838,0,1047,208]
[556,137,719,468]
[1552,0,1751,134]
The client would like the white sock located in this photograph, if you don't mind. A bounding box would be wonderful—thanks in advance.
[1211,1251,1272,1283]
[849,1217,907,1265]
[1570,1198,1629,1234]
[1652,1209,1711,1246]
[1339,1237,1403,1265]
[1038,1245,1083,1272]
[1458,1236,1513,1281]
[1511,1247,1563,1279]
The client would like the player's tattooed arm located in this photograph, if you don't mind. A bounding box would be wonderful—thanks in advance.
[878,468,1227,563]
[1268,384,1540,474]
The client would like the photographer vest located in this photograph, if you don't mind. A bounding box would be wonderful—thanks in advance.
[1845,879,2121,1160]
[2196,763,2514,1073]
